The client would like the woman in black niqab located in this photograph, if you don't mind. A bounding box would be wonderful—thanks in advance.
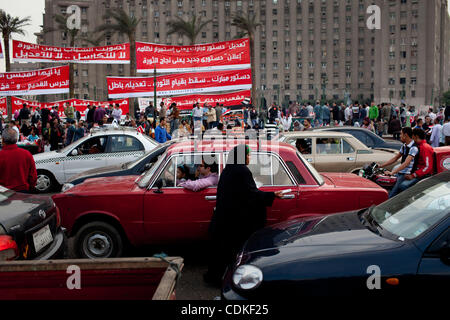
[204,144,282,286]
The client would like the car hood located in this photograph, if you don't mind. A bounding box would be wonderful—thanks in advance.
[320,172,382,188]
[379,140,402,150]
[0,193,53,231]
[66,175,140,193]
[243,211,402,261]
[67,163,127,182]
[33,151,64,162]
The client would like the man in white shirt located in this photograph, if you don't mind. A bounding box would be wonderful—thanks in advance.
[443,118,450,146]
[430,118,443,147]
[428,107,437,122]
[344,105,353,125]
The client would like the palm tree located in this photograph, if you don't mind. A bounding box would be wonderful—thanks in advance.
[0,10,31,120]
[44,14,82,99]
[167,15,212,46]
[96,9,141,115]
[231,12,261,107]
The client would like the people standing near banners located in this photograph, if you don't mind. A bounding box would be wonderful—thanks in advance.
[18,103,31,126]
[94,104,106,125]
[206,104,217,129]
[64,120,76,146]
[155,117,172,143]
[31,107,41,126]
[214,103,222,128]
[112,103,122,122]
[169,103,180,135]
[49,118,63,151]
[86,105,95,129]
[159,101,167,120]
[64,102,75,123]
[41,107,50,129]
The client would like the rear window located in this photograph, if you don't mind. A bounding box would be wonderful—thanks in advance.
[296,151,324,185]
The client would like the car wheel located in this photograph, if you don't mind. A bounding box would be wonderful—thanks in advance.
[35,170,56,193]
[74,221,123,259]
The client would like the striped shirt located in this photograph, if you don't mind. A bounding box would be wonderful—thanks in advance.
[399,141,418,174]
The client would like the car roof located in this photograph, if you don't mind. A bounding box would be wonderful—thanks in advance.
[281,131,355,138]
[316,126,374,133]
[166,139,297,156]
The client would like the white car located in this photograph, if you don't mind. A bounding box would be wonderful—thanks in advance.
[33,127,158,193]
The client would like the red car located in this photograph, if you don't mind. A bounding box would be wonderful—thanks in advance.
[53,139,388,258]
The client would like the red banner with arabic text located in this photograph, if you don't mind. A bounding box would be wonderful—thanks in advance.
[12,40,130,64]
[0,97,129,118]
[107,69,252,99]
[136,38,250,73]
[162,90,251,110]
[0,66,69,96]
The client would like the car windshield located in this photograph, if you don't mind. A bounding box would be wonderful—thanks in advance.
[0,186,14,203]
[369,177,450,240]
[137,153,167,188]
[56,135,89,153]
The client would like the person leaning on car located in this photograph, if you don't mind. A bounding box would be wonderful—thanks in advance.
[0,127,37,193]
[379,127,418,198]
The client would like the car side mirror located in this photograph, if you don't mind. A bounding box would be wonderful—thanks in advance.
[440,242,450,266]
[144,163,152,171]
[70,149,78,156]
[153,179,163,194]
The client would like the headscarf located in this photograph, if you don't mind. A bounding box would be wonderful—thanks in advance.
[226,144,251,166]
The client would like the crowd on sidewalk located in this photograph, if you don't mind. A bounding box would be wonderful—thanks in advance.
[1,99,450,153]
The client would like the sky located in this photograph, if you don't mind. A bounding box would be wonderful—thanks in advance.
[0,0,449,72]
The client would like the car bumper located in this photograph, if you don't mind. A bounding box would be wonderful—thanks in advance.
[35,227,67,260]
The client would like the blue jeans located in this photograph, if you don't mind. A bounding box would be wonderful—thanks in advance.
[389,173,405,198]
[398,177,419,193]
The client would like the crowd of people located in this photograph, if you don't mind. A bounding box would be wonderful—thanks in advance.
[1,99,450,153]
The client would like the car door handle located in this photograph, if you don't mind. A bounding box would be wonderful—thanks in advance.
[306,158,313,163]
[205,196,217,201]
[347,157,355,161]
[281,194,295,199]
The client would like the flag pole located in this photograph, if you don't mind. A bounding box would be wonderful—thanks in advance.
[154,64,157,114]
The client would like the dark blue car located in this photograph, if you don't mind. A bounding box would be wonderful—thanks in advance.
[222,171,450,298]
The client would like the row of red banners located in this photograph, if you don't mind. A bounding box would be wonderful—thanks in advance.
[0,96,129,118]
[107,69,252,99]
[162,90,251,109]
[0,66,69,96]
[11,38,250,73]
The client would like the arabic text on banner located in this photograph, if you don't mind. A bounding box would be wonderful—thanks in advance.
[12,40,130,64]
[107,69,252,99]
[161,90,251,110]
[136,38,250,73]
[0,65,70,96]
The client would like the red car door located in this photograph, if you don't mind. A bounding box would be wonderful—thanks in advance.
[142,153,221,243]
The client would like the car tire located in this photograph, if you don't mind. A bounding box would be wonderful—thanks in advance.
[35,170,57,193]
[74,221,123,259]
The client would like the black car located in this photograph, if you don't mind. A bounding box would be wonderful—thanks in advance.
[62,140,177,191]
[222,171,450,298]
[317,126,402,151]
[0,186,66,261]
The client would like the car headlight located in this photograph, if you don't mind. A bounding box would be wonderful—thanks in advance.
[232,265,263,290]
[62,183,75,192]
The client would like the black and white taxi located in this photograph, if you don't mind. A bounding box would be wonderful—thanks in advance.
[33,127,158,193]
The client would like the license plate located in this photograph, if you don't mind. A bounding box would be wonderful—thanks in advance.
[33,225,53,253]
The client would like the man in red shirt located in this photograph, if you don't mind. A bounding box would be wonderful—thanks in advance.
[399,128,434,193]
[0,127,37,192]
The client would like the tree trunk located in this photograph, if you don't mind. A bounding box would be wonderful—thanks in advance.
[4,34,12,121]
[129,33,137,117]
[249,34,257,111]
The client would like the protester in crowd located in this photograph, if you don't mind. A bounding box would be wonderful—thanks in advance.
[0,128,37,193]
[423,116,433,143]
[322,103,331,126]
[105,104,113,117]
[9,120,20,138]
[443,118,450,146]
[18,103,31,125]
[112,103,122,122]
[249,106,258,128]
[389,115,402,140]
[64,102,75,123]
[205,104,217,129]
[430,117,443,147]
[27,127,40,143]
[214,103,222,128]
[64,120,76,146]
[204,145,283,286]
[358,104,367,124]
[145,103,156,123]
[351,103,360,125]
[361,117,375,132]
[414,118,424,130]
[94,104,106,124]
[302,118,312,131]
[169,103,180,135]
[20,120,31,138]
[31,107,41,125]
[331,103,340,124]
[13,109,20,122]
[314,101,323,126]
[344,104,353,125]
[178,158,219,192]
[155,117,172,143]
[268,103,279,124]
[73,120,86,143]
[49,118,64,151]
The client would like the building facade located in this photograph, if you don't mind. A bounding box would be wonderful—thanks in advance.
[35,0,450,110]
